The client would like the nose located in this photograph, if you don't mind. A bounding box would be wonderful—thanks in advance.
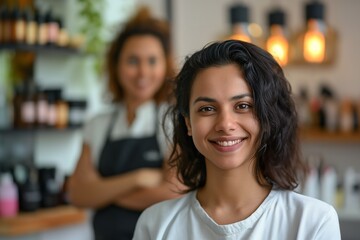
[214,110,237,133]
[138,61,150,78]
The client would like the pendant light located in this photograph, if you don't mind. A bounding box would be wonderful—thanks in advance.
[228,4,251,43]
[266,9,289,66]
[303,1,326,63]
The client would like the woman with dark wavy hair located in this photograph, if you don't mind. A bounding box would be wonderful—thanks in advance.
[133,40,340,239]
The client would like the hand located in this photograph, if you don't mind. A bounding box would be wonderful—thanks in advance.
[135,168,163,188]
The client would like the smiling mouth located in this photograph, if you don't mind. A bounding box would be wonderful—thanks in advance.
[215,138,245,147]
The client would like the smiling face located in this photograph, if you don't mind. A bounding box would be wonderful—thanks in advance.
[185,64,260,172]
[117,35,167,104]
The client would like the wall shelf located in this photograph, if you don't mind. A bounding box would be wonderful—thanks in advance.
[0,44,81,55]
[0,127,82,135]
[300,129,360,142]
[0,205,87,237]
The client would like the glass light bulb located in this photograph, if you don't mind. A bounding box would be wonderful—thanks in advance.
[303,20,325,63]
[266,25,288,66]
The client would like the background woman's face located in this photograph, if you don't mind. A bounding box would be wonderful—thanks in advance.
[117,35,167,103]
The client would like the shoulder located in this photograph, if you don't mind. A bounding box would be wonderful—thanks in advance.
[274,190,339,227]
[278,190,334,211]
[273,190,340,239]
[135,192,193,233]
[82,105,121,140]
[142,192,191,220]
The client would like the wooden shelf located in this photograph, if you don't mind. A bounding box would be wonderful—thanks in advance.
[0,126,82,135]
[0,205,87,237]
[300,129,360,142]
[0,44,81,55]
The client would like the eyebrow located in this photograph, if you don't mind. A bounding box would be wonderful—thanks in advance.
[193,93,253,105]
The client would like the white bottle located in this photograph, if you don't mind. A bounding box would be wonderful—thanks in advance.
[320,165,337,206]
[302,166,320,199]
[0,173,19,217]
[344,168,360,211]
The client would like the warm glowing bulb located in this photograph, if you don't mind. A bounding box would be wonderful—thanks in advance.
[229,23,252,43]
[303,20,325,63]
[266,26,288,66]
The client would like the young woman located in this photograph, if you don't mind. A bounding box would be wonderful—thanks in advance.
[133,40,341,239]
[68,7,182,240]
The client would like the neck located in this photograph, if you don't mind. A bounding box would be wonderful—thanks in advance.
[124,99,150,125]
[197,163,271,224]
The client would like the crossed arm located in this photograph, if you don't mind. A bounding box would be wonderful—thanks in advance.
[67,143,183,210]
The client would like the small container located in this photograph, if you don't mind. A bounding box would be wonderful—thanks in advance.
[20,82,37,129]
[14,8,25,44]
[0,86,12,130]
[36,10,47,46]
[0,173,19,217]
[68,100,87,127]
[36,88,49,128]
[25,8,37,45]
[18,167,41,212]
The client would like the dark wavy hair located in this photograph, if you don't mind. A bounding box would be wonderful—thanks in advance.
[168,40,304,192]
[105,6,175,103]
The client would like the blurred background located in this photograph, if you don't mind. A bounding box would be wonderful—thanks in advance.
[0,0,359,239]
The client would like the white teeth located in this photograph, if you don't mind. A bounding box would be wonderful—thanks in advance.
[216,139,241,147]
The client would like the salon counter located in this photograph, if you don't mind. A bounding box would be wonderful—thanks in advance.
[0,205,87,237]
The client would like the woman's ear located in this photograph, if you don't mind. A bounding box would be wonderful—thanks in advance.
[184,117,192,136]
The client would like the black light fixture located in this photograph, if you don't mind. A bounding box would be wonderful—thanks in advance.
[228,4,252,43]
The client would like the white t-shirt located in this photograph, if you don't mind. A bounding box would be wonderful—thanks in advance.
[133,189,341,240]
[83,101,172,166]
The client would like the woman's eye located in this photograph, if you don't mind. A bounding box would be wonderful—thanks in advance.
[236,103,252,110]
[127,57,139,65]
[149,57,157,66]
[199,106,215,112]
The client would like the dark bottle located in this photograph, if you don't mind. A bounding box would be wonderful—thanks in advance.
[18,166,41,212]
[2,6,11,44]
[0,7,4,44]
[38,167,60,208]
[13,84,25,128]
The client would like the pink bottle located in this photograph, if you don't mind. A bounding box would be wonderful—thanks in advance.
[0,173,19,217]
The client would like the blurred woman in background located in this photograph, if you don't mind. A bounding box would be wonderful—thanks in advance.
[68,7,182,240]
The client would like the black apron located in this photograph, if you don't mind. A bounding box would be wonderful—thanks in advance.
[93,108,163,240]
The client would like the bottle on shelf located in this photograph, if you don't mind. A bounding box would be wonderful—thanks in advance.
[18,165,41,212]
[12,83,25,129]
[0,84,12,130]
[20,81,37,129]
[320,165,337,206]
[14,6,26,44]
[45,9,59,46]
[57,18,69,47]
[0,172,19,217]
[25,7,37,46]
[35,9,47,46]
[36,87,49,128]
